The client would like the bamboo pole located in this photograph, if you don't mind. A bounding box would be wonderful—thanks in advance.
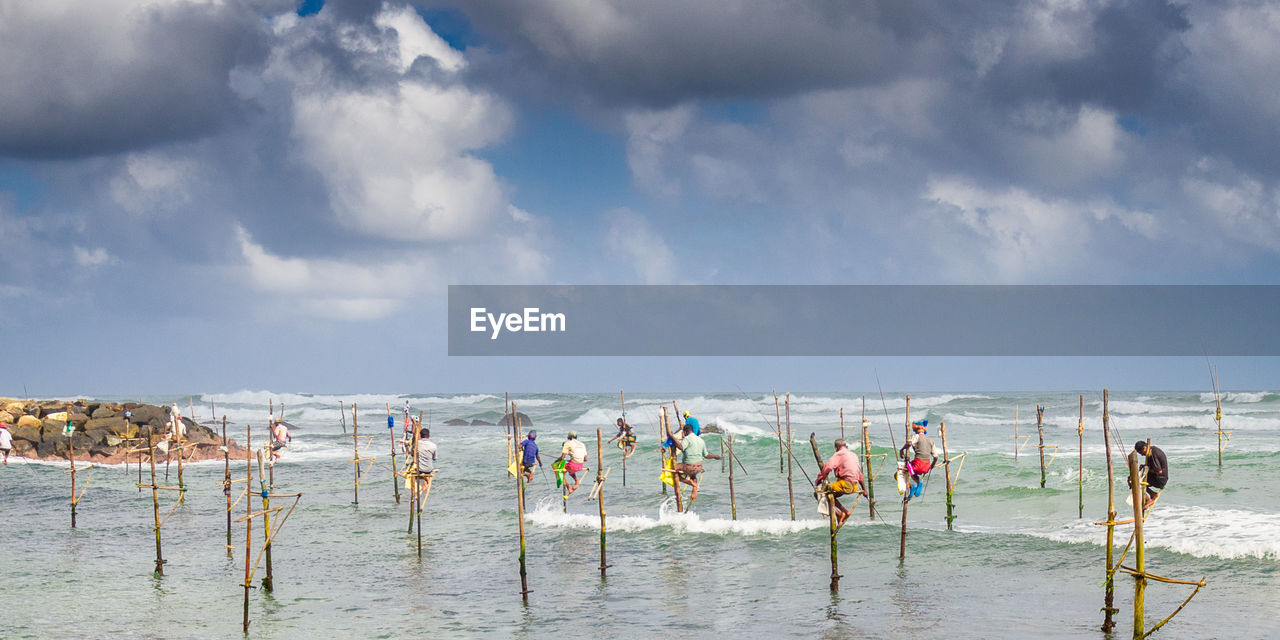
[840,407,844,440]
[339,401,347,434]
[786,392,794,521]
[809,433,839,592]
[409,413,420,534]
[597,427,607,577]
[775,391,783,474]
[1079,394,1085,518]
[514,402,529,602]
[620,390,627,487]
[242,425,253,634]
[900,394,910,562]
[941,421,955,530]
[664,406,682,513]
[415,411,423,557]
[176,421,185,504]
[1130,448,1146,638]
[387,403,400,505]
[258,450,273,593]
[352,404,360,505]
[658,411,666,496]
[223,417,232,556]
[67,405,76,528]
[1211,365,1224,467]
[1102,389,1118,632]
[149,430,164,576]
[862,397,875,520]
[1037,405,1046,488]
[727,434,737,520]
[1014,405,1019,461]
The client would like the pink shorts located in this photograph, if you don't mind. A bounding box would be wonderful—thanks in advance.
[907,458,931,475]
[565,460,584,474]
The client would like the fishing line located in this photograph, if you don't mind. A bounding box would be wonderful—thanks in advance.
[875,369,899,451]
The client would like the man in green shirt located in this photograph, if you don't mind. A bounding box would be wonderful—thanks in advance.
[665,421,721,501]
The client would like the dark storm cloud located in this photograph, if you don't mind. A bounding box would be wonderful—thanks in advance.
[980,0,1190,112]
[0,1,271,159]
[454,0,954,107]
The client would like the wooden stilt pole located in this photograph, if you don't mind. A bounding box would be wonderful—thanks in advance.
[67,405,77,528]
[720,438,725,474]
[664,406,682,513]
[242,424,252,634]
[1079,394,1085,518]
[774,391,783,474]
[620,390,627,487]
[862,396,875,519]
[258,451,273,593]
[149,431,164,576]
[176,424,185,504]
[1014,405,1019,461]
[840,407,845,440]
[1037,405,1046,488]
[514,402,529,602]
[901,393,911,562]
[1129,447,1146,638]
[597,427,607,577]
[809,434,839,592]
[339,401,347,434]
[1102,389,1118,631]
[409,413,420,534]
[387,404,400,505]
[223,417,232,556]
[352,404,360,505]
[941,421,955,530]
[786,392,795,521]
[1211,365,1224,467]
[727,434,737,521]
[417,412,424,558]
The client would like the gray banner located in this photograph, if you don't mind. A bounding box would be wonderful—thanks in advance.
[447,285,1278,356]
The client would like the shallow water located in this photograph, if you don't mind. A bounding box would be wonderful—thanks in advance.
[1,391,1274,638]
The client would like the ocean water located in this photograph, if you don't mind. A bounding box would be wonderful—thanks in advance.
[1,391,1276,638]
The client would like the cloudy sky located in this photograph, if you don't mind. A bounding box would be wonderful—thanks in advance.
[2,0,1278,394]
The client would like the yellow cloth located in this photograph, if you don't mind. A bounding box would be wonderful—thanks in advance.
[827,478,855,495]
[660,457,675,486]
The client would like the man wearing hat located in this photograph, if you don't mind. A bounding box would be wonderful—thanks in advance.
[899,420,937,500]
[519,430,541,483]
[555,431,589,495]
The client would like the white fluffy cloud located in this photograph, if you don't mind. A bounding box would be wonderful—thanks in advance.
[266,3,514,243]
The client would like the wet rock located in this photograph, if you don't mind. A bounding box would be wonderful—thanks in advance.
[470,419,495,426]
[499,412,532,427]
[127,404,168,426]
[444,418,469,426]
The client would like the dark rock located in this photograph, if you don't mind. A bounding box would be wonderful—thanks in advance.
[499,412,532,427]
[41,418,67,443]
[122,402,140,411]
[68,412,90,429]
[9,422,40,444]
[702,424,725,435]
[127,404,168,426]
[470,419,495,426]
[35,440,59,457]
[443,418,469,426]
[90,406,116,419]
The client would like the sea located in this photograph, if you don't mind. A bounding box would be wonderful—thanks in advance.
[1,390,1276,639]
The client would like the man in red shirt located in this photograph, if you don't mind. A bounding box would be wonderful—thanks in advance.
[816,438,868,529]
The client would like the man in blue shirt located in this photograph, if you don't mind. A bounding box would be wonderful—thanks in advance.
[520,430,541,483]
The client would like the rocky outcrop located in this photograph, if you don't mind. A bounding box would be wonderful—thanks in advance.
[1,399,249,463]
[499,412,533,427]
[470,419,495,426]
[443,418,469,426]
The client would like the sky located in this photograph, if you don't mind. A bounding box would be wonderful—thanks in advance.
[1,0,1279,395]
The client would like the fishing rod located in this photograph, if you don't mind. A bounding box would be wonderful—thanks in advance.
[875,369,899,451]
